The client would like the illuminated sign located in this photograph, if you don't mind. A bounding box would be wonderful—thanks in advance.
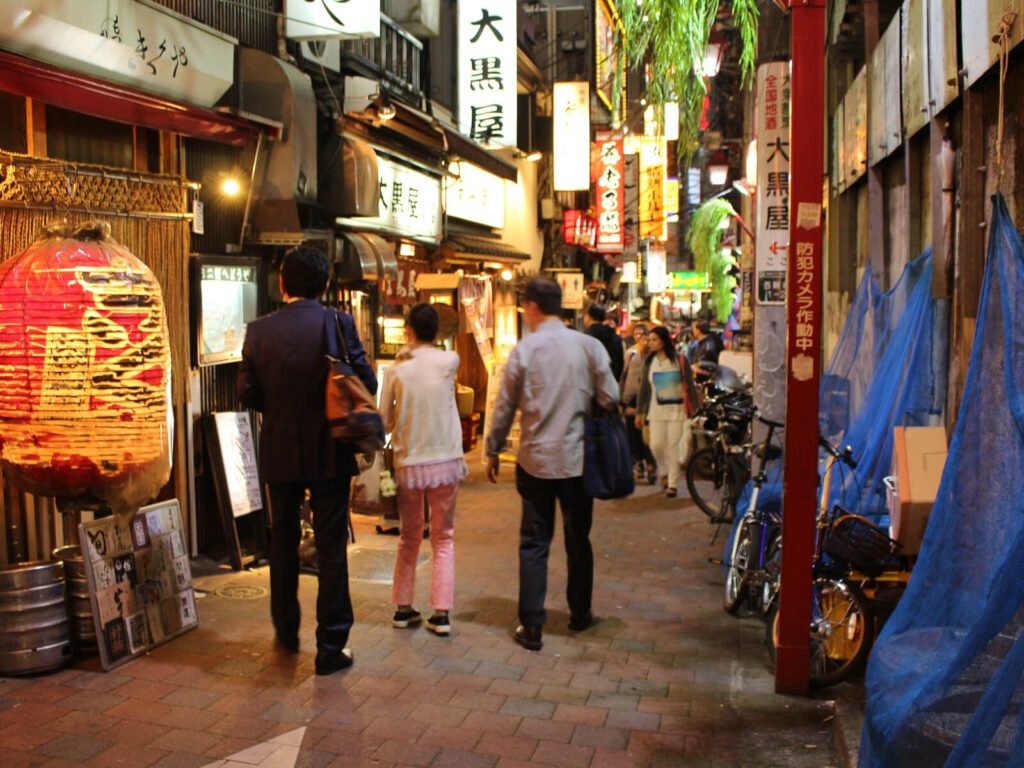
[637,137,666,240]
[553,82,591,191]
[337,155,441,241]
[446,161,506,229]
[285,0,381,40]
[669,272,709,291]
[594,0,626,122]
[592,135,624,253]
[458,0,517,147]
[755,61,791,305]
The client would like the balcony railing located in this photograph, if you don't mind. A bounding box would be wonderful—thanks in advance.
[342,14,423,105]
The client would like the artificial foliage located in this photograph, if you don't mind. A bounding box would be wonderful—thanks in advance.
[615,0,759,163]
[687,198,739,323]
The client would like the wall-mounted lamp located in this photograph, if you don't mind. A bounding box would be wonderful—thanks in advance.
[697,32,726,79]
[500,268,514,281]
[707,151,730,187]
[375,92,396,122]
[221,177,241,197]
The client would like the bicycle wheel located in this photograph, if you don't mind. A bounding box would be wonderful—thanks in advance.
[766,577,874,688]
[686,446,729,520]
[760,527,782,615]
[724,518,752,614]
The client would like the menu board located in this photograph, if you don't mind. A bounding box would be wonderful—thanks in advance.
[210,412,262,519]
[80,500,198,670]
[197,259,258,366]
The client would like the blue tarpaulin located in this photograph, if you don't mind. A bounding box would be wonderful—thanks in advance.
[861,195,1024,766]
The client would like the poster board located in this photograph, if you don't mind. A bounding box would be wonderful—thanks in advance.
[203,411,268,570]
[80,500,198,671]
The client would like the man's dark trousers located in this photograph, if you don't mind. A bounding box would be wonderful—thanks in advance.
[515,465,594,628]
[267,478,353,652]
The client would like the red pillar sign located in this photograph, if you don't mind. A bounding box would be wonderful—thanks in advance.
[776,0,826,695]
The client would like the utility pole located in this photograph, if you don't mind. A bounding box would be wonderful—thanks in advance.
[775,0,826,695]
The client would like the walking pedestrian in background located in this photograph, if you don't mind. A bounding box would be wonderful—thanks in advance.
[583,304,624,380]
[486,277,619,652]
[620,323,656,484]
[237,246,375,675]
[636,325,700,498]
[378,303,467,637]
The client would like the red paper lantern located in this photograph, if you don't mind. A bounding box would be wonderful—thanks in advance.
[0,222,172,516]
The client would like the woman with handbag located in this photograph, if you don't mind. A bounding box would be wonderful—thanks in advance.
[378,303,468,636]
[635,325,700,498]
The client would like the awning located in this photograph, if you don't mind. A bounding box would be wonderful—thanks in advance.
[0,51,265,146]
[441,235,531,265]
[336,232,398,282]
[391,102,519,184]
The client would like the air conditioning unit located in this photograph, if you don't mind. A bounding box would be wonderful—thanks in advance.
[388,0,440,38]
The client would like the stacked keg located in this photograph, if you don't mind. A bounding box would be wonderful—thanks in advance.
[52,545,96,650]
[0,560,72,674]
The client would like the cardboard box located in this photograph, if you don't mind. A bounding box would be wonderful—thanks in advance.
[889,426,948,555]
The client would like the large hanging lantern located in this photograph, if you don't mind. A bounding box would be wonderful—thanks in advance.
[0,222,172,519]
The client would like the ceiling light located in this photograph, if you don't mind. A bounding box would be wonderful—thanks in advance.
[500,268,513,281]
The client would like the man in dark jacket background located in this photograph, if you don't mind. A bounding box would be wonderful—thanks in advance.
[583,304,624,380]
[237,246,376,675]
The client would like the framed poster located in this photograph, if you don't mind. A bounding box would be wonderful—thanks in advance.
[80,500,198,671]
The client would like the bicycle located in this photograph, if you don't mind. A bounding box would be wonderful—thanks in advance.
[686,393,755,523]
[722,413,784,615]
[765,436,901,688]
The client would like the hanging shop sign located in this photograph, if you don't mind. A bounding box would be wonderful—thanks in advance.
[380,259,422,305]
[553,82,591,191]
[755,61,791,306]
[562,210,597,248]
[638,137,666,241]
[0,0,235,108]
[646,245,668,294]
[594,0,626,123]
[446,160,506,229]
[457,0,517,147]
[592,135,625,253]
[284,0,380,40]
[337,155,441,242]
[623,153,639,260]
[669,271,709,291]
[556,271,585,310]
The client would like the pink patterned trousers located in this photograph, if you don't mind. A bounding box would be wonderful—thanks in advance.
[392,482,459,611]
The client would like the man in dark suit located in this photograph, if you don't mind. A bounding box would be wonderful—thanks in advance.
[237,246,376,675]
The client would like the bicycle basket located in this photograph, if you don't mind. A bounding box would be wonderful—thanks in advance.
[822,512,898,577]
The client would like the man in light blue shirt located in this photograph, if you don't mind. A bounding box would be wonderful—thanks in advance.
[486,277,619,651]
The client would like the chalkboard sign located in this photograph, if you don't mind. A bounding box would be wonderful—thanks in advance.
[204,412,268,570]
[80,500,198,671]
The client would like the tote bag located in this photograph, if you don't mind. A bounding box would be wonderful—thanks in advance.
[583,406,635,500]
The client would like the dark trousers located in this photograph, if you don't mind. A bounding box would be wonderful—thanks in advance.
[515,465,594,628]
[267,477,353,653]
[626,415,656,469]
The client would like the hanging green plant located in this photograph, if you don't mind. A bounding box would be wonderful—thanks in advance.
[687,198,739,323]
[614,0,759,164]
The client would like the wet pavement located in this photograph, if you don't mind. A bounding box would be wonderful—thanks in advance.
[0,463,853,767]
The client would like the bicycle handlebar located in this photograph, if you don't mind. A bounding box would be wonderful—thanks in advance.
[818,435,858,469]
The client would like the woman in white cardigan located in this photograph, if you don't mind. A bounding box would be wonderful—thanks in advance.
[378,303,467,635]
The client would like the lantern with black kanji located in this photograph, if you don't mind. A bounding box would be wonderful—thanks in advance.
[0,222,172,518]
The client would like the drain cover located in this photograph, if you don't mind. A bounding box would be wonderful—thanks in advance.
[214,584,268,600]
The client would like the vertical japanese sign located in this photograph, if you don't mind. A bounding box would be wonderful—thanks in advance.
[458,0,517,147]
[594,0,626,123]
[755,61,791,305]
[285,0,380,40]
[592,135,625,253]
[553,82,591,191]
[638,137,666,240]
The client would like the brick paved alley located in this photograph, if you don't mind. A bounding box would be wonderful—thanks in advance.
[1,465,844,767]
